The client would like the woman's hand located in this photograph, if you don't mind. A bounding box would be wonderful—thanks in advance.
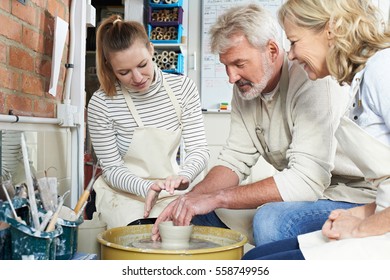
[322,204,377,241]
[154,175,190,195]
[144,184,162,218]
[322,209,363,240]
[144,176,190,218]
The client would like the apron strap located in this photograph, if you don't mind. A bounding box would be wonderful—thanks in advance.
[345,71,364,120]
[162,76,182,126]
[255,55,291,151]
[122,84,144,128]
[121,75,182,128]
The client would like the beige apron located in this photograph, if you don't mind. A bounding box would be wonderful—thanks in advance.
[298,79,390,259]
[215,58,289,245]
[94,78,189,229]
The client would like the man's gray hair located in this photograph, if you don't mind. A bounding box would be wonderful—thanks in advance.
[209,3,282,54]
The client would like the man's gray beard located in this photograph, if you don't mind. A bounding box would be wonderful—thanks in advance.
[237,58,273,101]
[238,81,268,100]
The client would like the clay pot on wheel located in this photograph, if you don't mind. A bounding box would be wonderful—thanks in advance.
[158,221,193,249]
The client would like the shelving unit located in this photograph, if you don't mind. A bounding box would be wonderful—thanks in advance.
[146,0,187,75]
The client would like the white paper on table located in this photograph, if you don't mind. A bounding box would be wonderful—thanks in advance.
[48,16,69,97]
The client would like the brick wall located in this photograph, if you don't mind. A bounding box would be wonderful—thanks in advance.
[0,0,70,118]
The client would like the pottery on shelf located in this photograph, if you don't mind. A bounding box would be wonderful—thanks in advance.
[158,221,193,249]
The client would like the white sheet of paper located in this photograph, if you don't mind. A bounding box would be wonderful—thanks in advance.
[48,16,68,96]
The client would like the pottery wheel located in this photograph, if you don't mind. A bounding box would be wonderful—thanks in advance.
[131,238,220,250]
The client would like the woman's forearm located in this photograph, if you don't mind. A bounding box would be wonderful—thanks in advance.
[353,205,390,238]
[349,202,376,219]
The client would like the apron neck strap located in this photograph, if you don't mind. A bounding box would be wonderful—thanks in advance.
[121,75,182,128]
[279,56,289,103]
[122,84,144,127]
[256,56,290,127]
[162,76,182,126]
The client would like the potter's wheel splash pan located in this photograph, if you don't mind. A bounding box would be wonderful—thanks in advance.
[97,224,248,260]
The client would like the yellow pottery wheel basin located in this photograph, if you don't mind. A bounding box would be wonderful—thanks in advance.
[97,224,247,260]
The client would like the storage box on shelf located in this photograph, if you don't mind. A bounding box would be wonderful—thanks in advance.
[149,0,183,8]
[148,24,183,44]
[149,6,183,26]
[153,50,183,74]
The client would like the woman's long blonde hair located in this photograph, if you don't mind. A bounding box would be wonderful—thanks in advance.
[278,0,390,85]
[95,15,151,96]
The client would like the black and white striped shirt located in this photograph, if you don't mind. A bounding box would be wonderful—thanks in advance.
[87,69,209,197]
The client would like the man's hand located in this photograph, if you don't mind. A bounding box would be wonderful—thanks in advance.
[151,198,178,241]
[151,192,218,241]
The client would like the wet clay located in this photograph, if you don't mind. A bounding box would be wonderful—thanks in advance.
[158,221,193,249]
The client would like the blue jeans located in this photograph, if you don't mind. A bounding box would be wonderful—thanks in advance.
[191,211,229,228]
[242,237,304,260]
[253,200,363,246]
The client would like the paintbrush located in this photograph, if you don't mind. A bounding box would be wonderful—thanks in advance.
[38,210,53,231]
[73,163,99,213]
[1,182,25,224]
[45,199,63,232]
[74,201,88,220]
[20,132,40,230]
[45,190,70,232]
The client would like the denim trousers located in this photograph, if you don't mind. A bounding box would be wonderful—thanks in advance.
[253,200,363,246]
[242,237,304,260]
[191,211,229,228]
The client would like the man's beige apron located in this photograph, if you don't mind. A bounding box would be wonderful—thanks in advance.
[298,80,390,259]
[94,78,188,229]
[215,58,289,244]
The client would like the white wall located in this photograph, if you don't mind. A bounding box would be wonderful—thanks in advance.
[376,0,390,25]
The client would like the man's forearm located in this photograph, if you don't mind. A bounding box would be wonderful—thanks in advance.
[190,165,239,195]
[217,176,283,209]
[190,166,283,210]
